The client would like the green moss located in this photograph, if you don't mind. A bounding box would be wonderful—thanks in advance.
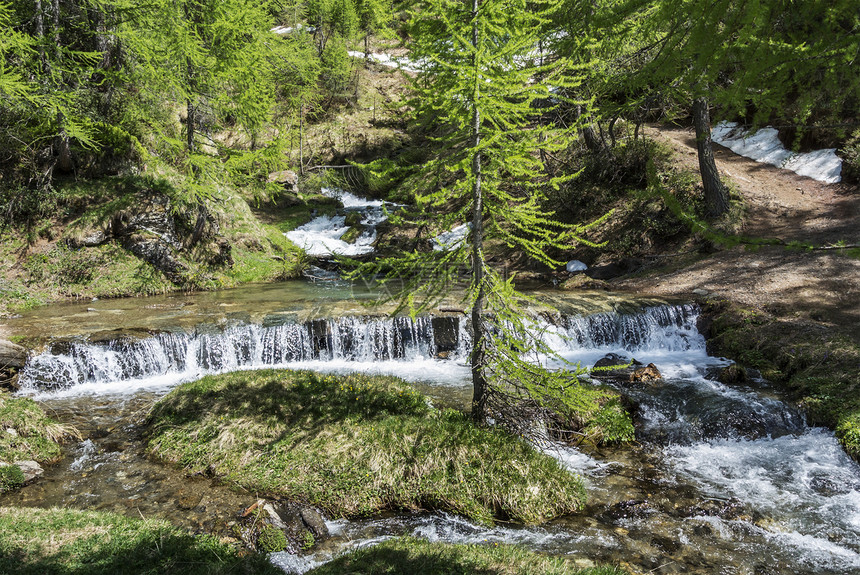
[340,225,362,244]
[147,370,586,525]
[0,506,281,575]
[257,525,288,553]
[306,536,624,575]
[0,466,25,492]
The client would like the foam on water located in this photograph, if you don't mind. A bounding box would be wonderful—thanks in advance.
[18,304,703,399]
[284,188,395,257]
[667,429,860,568]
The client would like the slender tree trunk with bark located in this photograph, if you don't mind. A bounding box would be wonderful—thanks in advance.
[576,105,611,156]
[692,96,730,217]
[470,0,487,422]
[34,0,45,69]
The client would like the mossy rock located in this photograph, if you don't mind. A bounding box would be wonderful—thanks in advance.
[340,226,363,244]
[344,212,362,226]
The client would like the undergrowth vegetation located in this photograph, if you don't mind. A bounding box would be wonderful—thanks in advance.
[146,370,587,525]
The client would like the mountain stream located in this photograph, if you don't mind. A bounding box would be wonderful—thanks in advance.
[2,283,858,575]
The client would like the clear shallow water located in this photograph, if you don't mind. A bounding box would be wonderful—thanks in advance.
[3,287,860,574]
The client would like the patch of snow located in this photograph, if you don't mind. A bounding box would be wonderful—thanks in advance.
[712,122,842,184]
[347,51,424,73]
[432,224,470,252]
[271,24,315,35]
[566,260,587,273]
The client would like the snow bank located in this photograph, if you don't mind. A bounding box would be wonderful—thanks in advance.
[271,24,315,35]
[432,224,470,252]
[347,51,424,73]
[712,122,842,184]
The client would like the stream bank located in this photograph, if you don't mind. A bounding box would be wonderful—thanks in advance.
[1,287,859,574]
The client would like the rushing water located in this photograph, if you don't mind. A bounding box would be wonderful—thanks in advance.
[4,287,860,575]
[284,188,394,257]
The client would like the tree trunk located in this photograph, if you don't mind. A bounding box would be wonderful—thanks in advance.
[51,0,60,61]
[470,0,487,423]
[34,0,45,69]
[576,105,611,156]
[48,0,72,174]
[692,97,730,218]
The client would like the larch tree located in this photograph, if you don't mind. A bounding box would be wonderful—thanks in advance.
[113,0,286,242]
[601,0,859,217]
[356,0,623,436]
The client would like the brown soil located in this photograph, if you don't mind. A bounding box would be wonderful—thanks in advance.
[614,125,860,337]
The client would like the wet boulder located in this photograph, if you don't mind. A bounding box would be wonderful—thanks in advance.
[432,316,460,356]
[300,507,329,539]
[0,339,28,391]
[591,354,662,384]
[591,353,641,379]
[10,460,44,483]
[0,339,28,368]
[344,211,362,227]
[340,225,363,244]
[717,363,749,384]
[630,363,662,383]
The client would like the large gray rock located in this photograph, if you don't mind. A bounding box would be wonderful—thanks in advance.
[0,340,28,368]
[122,234,189,285]
[300,507,329,539]
[591,353,662,384]
[13,460,43,482]
[268,170,299,194]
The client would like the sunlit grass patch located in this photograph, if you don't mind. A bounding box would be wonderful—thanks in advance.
[306,536,625,575]
[0,506,281,575]
[0,396,79,492]
[147,370,586,525]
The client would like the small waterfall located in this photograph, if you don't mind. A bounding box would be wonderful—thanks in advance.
[18,304,701,395]
[544,302,704,354]
[18,315,471,393]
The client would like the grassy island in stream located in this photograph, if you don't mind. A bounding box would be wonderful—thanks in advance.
[0,507,282,575]
[305,536,625,575]
[146,370,586,525]
[0,396,78,493]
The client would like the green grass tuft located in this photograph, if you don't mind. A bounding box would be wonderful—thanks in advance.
[0,466,25,491]
[147,370,586,525]
[0,396,79,481]
[306,536,625,575]
[257,524,288,553]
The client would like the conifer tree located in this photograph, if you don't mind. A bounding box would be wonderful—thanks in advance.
[600,0,859,217]
[359,0,611,427]
[117,0,281,176]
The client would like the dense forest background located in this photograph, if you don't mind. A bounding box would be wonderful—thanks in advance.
[0,0,857,309]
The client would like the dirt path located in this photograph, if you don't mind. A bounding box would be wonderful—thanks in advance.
[615,125,860,337]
